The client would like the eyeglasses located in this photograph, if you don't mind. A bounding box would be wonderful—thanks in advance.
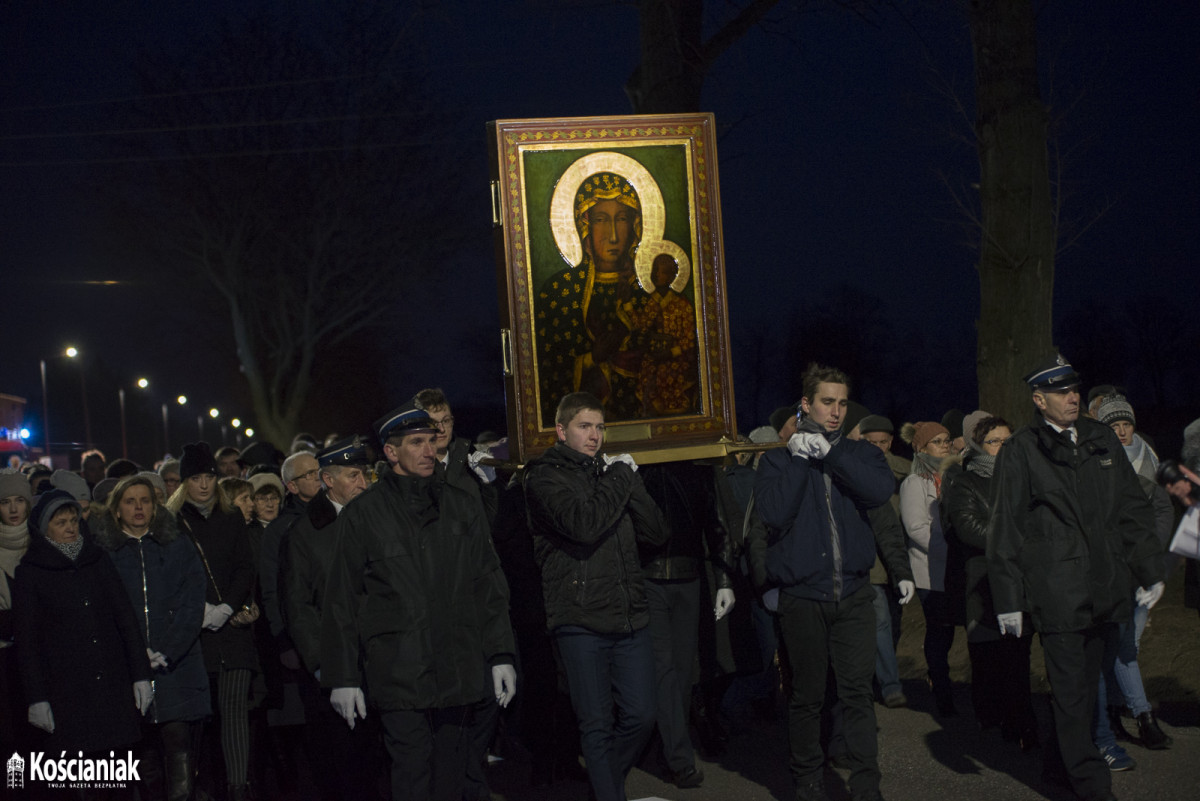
[297,469,320,482]
[429,416,454,430]
[983,437,1009,447]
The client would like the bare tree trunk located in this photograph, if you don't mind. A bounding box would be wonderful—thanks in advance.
[970,0,1056,425]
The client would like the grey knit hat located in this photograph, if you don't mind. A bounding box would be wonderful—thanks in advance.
[50,469,90,502]
[0,468,32,504]
[31,489,81,537]
[1096,395,1135,427]
[138,471,167,499]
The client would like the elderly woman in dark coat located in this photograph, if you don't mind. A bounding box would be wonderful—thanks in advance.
[95,475,211,801]
[167,443,259,801]
[14,489,154,754]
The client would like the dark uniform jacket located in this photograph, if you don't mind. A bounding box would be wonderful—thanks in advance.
[282,489,340,675]
[638,462,734,588]
[94,509,212,723]
[942,455,999,635]
[987,417,1164,634]
[751,438,894,602]
[523,442,668,635]
[320,467,515,711]
[15,529,152,752]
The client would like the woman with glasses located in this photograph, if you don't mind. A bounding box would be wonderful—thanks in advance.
[942,414,1039,748]
[899,421,957,716]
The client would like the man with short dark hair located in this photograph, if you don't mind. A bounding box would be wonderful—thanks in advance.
[989,354,1165,801]
[215,446,244,478]
[751,363,897,801]
[321,402,516,801]
[523,391,668,801]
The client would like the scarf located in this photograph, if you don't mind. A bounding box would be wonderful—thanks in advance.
[796,415,843,448]
[965,452,997,479]
[188,498,216,519]
[49,537,85,563]
[0,520,29,611]
[1124,433,1160,484]
[911,451,945,496]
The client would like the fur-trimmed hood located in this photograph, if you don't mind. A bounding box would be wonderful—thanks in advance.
[91,504,181,552]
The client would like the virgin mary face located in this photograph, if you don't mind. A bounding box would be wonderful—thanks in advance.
[586,199,637,272]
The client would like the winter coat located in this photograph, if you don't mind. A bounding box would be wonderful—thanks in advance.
[638,462,734,587]
[524,442,669,635]
[320,466,515,711]
[14,529,152,752]
[176,503,259,673]
[92,508,211,723]
[282,490,341,675]
[988,417,1164,634]
[901,472,946,591]
[941,455,999,637]
[751,438,894,602]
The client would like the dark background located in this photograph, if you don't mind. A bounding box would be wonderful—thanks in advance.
[2,1,1198,467]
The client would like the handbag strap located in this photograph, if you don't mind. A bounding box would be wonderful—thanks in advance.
[178,513,223,604]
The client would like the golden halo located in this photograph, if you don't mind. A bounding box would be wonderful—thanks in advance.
[550,152,665,267]
[634,239,691,295]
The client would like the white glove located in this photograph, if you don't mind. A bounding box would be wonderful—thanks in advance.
[330,687,366,729]
[147,648,168,669]
[762,587,779,612]
[787,432,830,460]
[134,680,154,714]
[467,450,497,484]
[203,602,234,631]
[997,612,1023,638]
[492,664,518,708]
[28,701,55,733]
[896,580,915,605]
[1136,581,1165,610]
[713,588,736,620]
[603,453,638,472]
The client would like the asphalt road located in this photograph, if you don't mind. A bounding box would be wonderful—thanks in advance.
[484,682,1199,801]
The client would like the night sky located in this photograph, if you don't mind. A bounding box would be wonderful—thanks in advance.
[3,1,1198,466]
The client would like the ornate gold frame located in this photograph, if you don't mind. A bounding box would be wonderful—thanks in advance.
[488,113,735,462]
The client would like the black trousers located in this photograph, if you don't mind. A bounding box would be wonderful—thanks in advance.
[380,705,473,801]
[1041,625,1111,801]
[646,578,701,774]
[776,584,879,796]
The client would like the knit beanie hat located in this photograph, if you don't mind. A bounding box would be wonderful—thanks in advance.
[1182,417,1200,472]
[0,469,32,504]
[962,410,994,449]
[50,469,90,501]
[138,471,167,499]
[748,425,779,445]
[858,415,894,435]
[1096,395,1135,427]
[92,477,119,505]
[903,421,950,453]
[941,409,965,440]
[31,489,81,538]
[179,442,218,480]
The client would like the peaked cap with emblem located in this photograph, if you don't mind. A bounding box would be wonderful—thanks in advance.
[317,435,371,468]
[1023,353,1081,392]
[374,402,435,442]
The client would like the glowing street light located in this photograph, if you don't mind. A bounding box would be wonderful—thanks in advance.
[231,418,241,428]
[137,378,149,389]
[65,347,78,358]
[245,428,255,438]
[209,408,220,419]
[177,395,187,405]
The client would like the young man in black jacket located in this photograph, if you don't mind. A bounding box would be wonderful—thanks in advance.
[523,392,668,801]
[751,364,898,801]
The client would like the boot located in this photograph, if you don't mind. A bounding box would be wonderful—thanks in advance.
[165,748,193,801]
[1107,705,1133,741]
[1136,711,1173,749]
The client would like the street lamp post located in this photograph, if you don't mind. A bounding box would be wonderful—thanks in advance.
[65,348,92,448]
[39,359,50,459]
[119,388,128,459]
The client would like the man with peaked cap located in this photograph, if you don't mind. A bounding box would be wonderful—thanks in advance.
[988,354,1165,801]
[320,402,516,801]
[280,434,375,801]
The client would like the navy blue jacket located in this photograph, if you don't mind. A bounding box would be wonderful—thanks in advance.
[752,438,894,602]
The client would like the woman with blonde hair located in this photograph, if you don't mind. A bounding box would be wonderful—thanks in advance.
[95,474,211,800]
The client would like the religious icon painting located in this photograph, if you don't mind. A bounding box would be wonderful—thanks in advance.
[488,113,736,462]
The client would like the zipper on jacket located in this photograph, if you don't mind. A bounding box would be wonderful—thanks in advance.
[825,483,843,601]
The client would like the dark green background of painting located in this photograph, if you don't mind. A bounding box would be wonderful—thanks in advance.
[523,143,697,304]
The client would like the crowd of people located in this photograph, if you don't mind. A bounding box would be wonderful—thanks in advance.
[2,363,1198,801]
